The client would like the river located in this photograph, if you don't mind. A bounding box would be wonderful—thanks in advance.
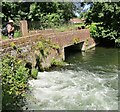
[24,46,119,110]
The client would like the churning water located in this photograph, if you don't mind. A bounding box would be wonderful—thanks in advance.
[25,47,119,110]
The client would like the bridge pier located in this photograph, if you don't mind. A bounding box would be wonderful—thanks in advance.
[81,38,96,51]
[60,47,65,61]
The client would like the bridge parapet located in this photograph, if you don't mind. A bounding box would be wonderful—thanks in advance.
[1,29,96,69]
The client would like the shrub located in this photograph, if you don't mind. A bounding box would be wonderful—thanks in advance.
[86,23,97,38]
[2,55,29,110]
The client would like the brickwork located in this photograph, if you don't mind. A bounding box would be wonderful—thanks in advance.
[0,29,96,68]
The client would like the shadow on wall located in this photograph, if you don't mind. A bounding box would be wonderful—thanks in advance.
[64,42,84,60]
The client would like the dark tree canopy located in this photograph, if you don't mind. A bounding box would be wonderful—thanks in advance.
[1,2,76,24]
[85,2,120,45]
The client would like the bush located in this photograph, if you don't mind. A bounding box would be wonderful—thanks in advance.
[86,23,97,38]
[2,55,29,110]
[42,13,62,28]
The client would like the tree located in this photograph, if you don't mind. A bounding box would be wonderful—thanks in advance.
[1,2,76,28]
[86,2,120,46]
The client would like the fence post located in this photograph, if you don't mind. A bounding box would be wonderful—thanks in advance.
[20,20,28,36]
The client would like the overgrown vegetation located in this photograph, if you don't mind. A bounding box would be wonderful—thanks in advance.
[85,2,120,47]
[73,37,80,44]
[86,23,97,38]
[1,39,63,110]
[1,42,39,110]
[1,2,76,29]
[51,58,65,67]
[33,38,62,71]
[2,55,29,110]
[31,68,38,79]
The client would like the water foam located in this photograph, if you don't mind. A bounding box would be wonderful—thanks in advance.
[25,69,118,110]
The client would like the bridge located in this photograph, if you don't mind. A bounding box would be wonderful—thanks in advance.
[0,29,96,69]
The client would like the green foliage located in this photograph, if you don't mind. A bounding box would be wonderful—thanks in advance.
[37,41,44,50]
[55,23,85,32]
[14,31,22,37]
[79,10,89,19]
[73,38,80,44]
[36,41,50,58]
[85,39,89,46]
[2,2,76,29]
[55,24,72,32]
[31,68,38,79]
[2,31,21,40]
[51,58,65,67]
[36,40,60,58]
[86,2,120,46]
[86,23,97,38]
[42,13,62,28]
[10,42,17,49]
[34,39,63,70]
[10,42,23,55]
[2,55,29,109]
[51,44,60,50]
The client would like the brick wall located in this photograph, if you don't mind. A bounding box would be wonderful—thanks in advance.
[0,29,96,69]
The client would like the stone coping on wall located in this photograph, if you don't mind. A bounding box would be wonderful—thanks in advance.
[1,33,42,48]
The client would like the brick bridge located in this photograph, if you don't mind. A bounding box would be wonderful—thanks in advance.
[1,29,96,69]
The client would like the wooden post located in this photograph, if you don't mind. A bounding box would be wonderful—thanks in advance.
[20,20,28,36]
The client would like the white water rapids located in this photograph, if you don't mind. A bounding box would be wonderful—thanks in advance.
[25,68,118,110]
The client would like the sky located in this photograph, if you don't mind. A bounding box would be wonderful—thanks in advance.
[75,3,91,17]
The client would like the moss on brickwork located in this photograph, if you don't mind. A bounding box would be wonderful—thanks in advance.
[33,38,62,71]
[73,37,80,44]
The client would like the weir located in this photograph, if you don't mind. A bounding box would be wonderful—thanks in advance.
[0,29,96,69]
